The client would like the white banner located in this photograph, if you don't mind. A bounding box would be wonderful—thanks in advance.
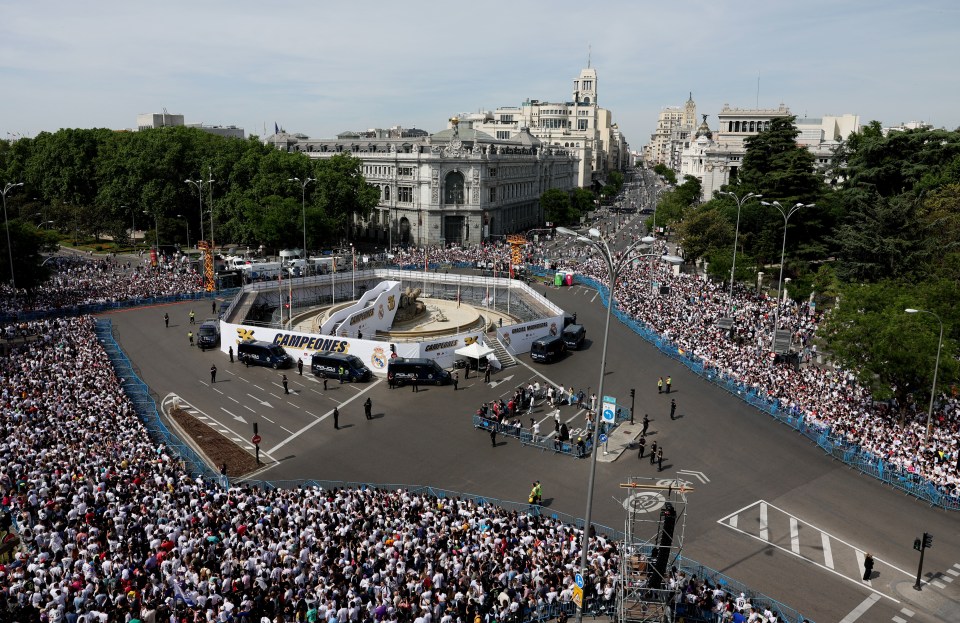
[495,314,564,354]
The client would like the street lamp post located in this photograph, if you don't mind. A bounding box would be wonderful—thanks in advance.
[185,176,214,246]
[905,308,944,444]
[718,191,761,305]
[143,210,159,250]
[761,200,814,349]
[177,214,190,250]
[2,182,24,291]
[288,177,315,275]
[37,220,54,230]
[555,226,674,621]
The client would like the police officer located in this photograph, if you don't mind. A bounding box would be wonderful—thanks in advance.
[282,374,289,395]
[650,441,658,465]
[297,358,303,375]
[637,435,646,459]
[210,364,217,384]
[364,397,372,420]
[164,312,169,328]
[228,346,234,363]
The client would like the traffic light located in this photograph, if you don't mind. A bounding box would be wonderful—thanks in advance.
[923,533,933,549]
[914,538,922,552]
[630,388,635,398]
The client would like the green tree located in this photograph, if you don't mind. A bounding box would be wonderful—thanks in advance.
[0,220,50,290]
[653,163,677,185]
[676,207,734,265]
[571,187,595,216]
[821,279,958,405]
[540,188,573,225]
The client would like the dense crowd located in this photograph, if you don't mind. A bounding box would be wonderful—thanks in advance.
[386,229,959,496]
[0,316,773,622]
[0,254,203,315]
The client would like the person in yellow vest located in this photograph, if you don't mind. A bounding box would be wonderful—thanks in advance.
[657,377,663,394]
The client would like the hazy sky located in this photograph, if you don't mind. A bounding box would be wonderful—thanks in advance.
[2,0,958,148]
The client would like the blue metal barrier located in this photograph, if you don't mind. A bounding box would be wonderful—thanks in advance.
[94,318,226,488]
[541,269,960,511]
[1,288,238,323]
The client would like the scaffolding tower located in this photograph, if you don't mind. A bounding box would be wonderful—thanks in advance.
[617,476,690,623]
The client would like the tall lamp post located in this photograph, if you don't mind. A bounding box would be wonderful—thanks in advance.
[718,191,761,305]
[177,214,190,250]
[143,210,159,249]
[905,308,944,444]
[555,226,677,621]
[2,182,24,291]
[185,176,214,246]
[761,200,814,348]
[288,177,315,275]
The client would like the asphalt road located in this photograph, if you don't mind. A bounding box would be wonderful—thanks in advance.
[104,197,960,623]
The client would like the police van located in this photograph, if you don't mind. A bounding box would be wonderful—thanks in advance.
[561,324,586,350]
[387,358,452,386]
[530,335,567,363]
[238,340,293,369]
[311,351,372,382]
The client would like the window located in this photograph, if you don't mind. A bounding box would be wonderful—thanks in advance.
[578,119,588,131]
[383,186,390,201]
[496,130,511,140]
[488,167,497,177]
[398,166,413,177]
[398,186,412,203]
[444,172,465,205]
[489,187,496,202]
[500,114,514,123]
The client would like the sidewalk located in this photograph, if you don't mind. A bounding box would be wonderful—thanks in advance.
[597,417,643,463]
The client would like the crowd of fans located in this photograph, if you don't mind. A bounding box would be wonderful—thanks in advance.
[0,316,639,622]
[0,254,203,316]
[385,227,959,497]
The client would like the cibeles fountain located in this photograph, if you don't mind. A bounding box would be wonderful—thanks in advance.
[219,269,566,374]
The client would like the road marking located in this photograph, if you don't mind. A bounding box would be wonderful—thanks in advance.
[228,396,239,404]
[932,580,946,589]
[948,568,959,577]
[220,407,248,424]
[892,617,907,623]
[789,517,800,554]
[822,532,834,569]
[838,593,881,623]
[270,392,282,400]
[900,608,915,616]
[759,502,768,541]
[213,387,223,395]
[253,384,265,391]
[728,515,737,529]
[268,380,381,453]
[305,410,317,417]
[942,574,953,583]
[716,501,899,603]
[261,415,275,423]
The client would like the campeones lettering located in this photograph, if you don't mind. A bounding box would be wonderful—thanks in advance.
[349,308,375,326]
[424,339,458,352]
[273,333,350,353]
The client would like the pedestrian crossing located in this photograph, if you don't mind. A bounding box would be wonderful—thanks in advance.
[717,500,908,600]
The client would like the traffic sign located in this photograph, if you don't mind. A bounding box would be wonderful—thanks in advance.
[251,434,262,445]
[572,586,583,608]
[574,573,584,588]
[602,395,616,423]
[598,433,608,443]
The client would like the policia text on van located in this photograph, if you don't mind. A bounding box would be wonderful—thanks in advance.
[311,351,371,382]
[387,358,452,386]
[238,341,293,369]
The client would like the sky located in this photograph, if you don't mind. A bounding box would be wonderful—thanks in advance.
[2,0,959,150]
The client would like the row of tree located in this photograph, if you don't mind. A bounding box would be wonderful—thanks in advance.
[648,118,960,405]
[0,127,380,287]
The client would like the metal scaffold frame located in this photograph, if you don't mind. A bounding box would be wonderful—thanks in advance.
[617,476,690,623]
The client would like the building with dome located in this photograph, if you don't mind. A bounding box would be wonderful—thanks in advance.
[265,119,578,247]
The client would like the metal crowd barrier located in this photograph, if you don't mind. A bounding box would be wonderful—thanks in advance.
[94,318,226,488]
[1,288,238,323]
[533,267,959,511]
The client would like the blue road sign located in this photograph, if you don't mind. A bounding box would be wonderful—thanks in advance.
[598,433,608,443]
[575,573,584,588]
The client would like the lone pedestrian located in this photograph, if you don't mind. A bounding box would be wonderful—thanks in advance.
[650,441,658,465]
[338,365,345,385]
[364,397,372,420]
[297,358,303,375]
[863,553,874,581]
[490,427,497,447]
[670,399,676,420]
[642,414,649,435]
[463,365,469,379]
[453,371,459,391]
[333,407,339,430]
[212,299,217,314]
[210,364,217,384]
[228,346,234,363]
[323,378,328,391]
[657,447,664,471]
[412,377,419,393]
[282,374,289,394]
[637,435,646,459]
[189,310,195,325]
[484,366,491,383]
[657,377,663,394]
[164,312,169,328]
[188,331,194,346]
[665,376,672,394]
